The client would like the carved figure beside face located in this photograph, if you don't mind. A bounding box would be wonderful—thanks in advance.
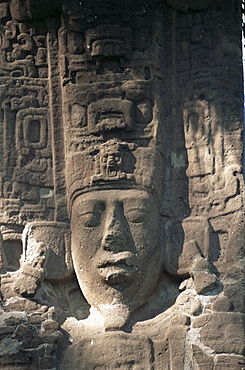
[70,189,163,312]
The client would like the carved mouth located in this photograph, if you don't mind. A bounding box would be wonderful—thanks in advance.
[108,166,117,177]
[99,259,133,269]
[97,253,134,268]
[99,266,133,285]
[97,253,135,284]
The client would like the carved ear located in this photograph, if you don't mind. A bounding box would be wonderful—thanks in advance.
[163,217,220,278]
[22,221,74,283]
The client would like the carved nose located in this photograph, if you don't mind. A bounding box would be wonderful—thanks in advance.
[101,229,128,253]
[101,207,128,253]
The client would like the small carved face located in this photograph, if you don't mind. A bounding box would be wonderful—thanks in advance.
[100,149,121,177]
[71,189,163,310]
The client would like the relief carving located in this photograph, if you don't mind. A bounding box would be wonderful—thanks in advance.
[0,0,244,369]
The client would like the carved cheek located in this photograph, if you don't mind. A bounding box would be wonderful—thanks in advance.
[72,226,97,256]
[135,220,160,256]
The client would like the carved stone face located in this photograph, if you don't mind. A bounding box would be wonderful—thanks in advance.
[71,189,163,311]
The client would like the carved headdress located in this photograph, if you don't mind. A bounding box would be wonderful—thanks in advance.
[64,79,163,211]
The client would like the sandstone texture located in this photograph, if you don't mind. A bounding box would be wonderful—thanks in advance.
[0,0,244,369]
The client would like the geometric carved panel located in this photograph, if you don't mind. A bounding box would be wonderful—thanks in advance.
[16,108,48,150]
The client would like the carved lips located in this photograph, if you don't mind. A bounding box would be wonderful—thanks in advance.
[97,252,135,285]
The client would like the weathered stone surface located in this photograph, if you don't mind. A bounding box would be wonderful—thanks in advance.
[214,354,245,370]
[192,344,214,370]
[192,313,245,355]
[0,0,244,369]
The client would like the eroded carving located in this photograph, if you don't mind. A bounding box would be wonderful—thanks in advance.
[0,0,244,369]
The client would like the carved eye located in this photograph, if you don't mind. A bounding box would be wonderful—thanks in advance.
[79,202,105,228]
[80,212,102,227]
[125,208,148,223]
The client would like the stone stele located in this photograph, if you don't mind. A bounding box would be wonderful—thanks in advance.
[0,0,244,369]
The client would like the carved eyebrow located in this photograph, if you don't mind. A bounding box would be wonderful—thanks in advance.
[123,198,151,210]
[79,200,105,214]
[124,206,150,214]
